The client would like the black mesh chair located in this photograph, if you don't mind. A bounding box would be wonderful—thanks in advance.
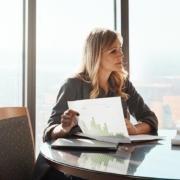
[0,107,35,180]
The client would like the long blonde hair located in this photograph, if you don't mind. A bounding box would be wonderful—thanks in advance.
[77,28,128,99]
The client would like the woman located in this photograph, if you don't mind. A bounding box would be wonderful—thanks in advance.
[43,28,158,142]
[34,28,158,180]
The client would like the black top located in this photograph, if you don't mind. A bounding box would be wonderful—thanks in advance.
[43,77,158,142]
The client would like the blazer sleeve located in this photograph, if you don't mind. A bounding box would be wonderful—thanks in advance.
[125,80,158,135]
[43,78,80,142]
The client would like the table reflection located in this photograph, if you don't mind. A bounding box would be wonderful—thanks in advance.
[49,142,155,176]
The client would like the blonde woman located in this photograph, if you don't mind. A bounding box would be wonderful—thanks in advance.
[43,28,158,142]
[33,28,158,180]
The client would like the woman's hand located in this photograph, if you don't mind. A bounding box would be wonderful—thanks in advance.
[51,109,79,140]
[61,109,79,133]
[125,119,137,135]
[125,119,152,135]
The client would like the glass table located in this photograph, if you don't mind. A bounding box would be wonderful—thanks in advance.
[40,130,180,179]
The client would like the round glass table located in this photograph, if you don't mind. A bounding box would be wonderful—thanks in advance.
[40,130,180,180]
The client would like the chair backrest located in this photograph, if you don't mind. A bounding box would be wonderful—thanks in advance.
[0,107,35,180]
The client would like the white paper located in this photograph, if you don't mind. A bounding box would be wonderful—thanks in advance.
[68,97,163,144]
[130,134,163,142]
[68,97,129,138]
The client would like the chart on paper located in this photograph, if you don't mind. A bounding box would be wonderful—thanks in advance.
[68,97,129,137]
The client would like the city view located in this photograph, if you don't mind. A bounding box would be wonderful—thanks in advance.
[133,76,180,129]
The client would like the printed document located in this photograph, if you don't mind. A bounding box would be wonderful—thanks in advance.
[68,97,130,143]
[68,97,162,144]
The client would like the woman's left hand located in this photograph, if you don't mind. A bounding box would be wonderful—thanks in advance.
[125,119,137,135]
[125,119,152,135]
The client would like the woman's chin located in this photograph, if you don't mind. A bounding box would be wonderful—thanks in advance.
[114,66,123,72]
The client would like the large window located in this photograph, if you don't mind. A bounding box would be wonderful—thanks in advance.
[1,0,180,156]
[36,0,115,153]
[0,0,23,106]
[129,0,180,128]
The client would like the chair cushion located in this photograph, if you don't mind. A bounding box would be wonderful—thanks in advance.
[0,116,34,180]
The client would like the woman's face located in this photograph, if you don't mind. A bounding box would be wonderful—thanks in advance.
[100,39,123,73]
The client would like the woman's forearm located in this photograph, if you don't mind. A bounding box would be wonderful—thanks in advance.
[126,119,152,135]
[134,122,152,134]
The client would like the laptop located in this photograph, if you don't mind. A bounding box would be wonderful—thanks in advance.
[51,138,117,151]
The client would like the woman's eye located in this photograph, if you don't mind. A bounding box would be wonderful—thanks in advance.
[110,49,116,54]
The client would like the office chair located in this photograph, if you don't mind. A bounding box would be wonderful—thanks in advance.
[0,107,35,180]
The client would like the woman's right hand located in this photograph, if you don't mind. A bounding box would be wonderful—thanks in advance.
[61,109,79,133]
[51,109,79,140]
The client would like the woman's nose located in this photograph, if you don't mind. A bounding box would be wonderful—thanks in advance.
[117,50,124,57]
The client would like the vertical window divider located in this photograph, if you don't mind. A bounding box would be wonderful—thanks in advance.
[24,0,36,140]
[114,0,117,30]
[22,0,25,107]
[121,0,129,74]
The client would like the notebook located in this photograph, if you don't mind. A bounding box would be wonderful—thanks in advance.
[51,138,117,151]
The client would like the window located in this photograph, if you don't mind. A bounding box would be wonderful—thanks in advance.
[129,0,180,128]
[36,0,115,153]
[0,0,23,106]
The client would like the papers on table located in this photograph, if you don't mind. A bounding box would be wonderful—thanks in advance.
[68,97,162,144]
